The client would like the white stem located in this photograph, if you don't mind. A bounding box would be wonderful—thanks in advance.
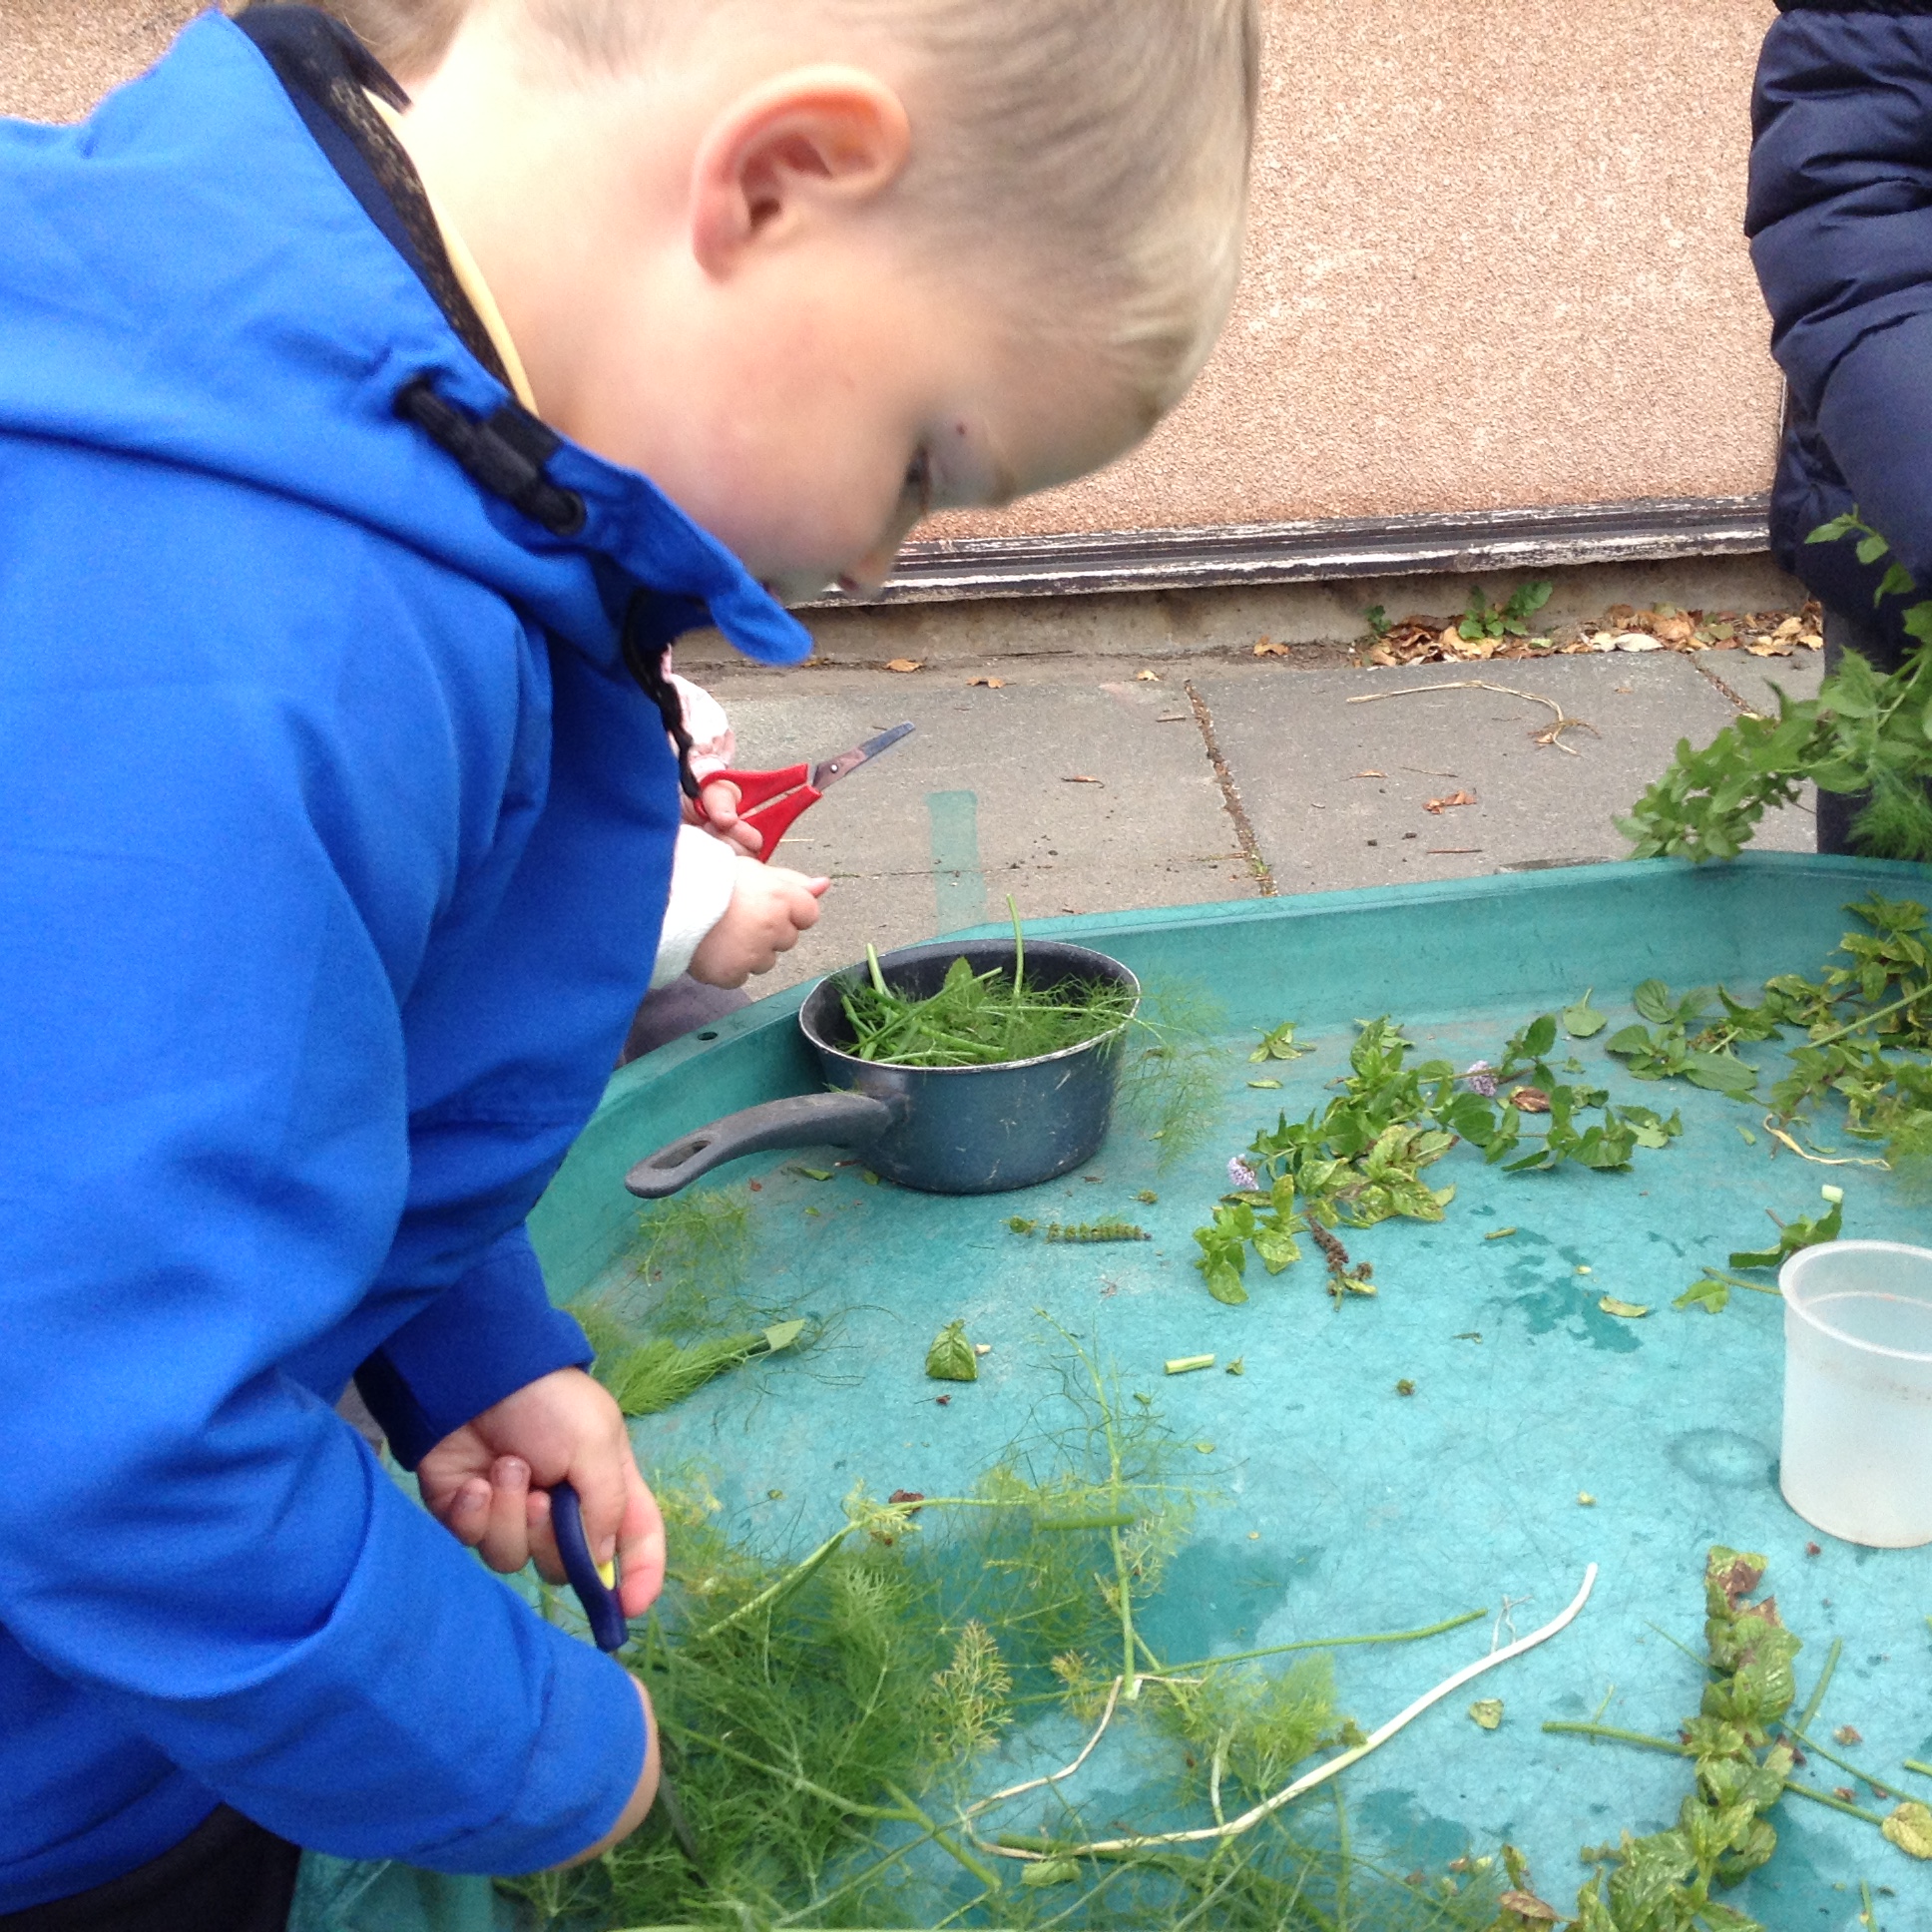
[966,1675,1124,1817]
[985,1565,1597,1861]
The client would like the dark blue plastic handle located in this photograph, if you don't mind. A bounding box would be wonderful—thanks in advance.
[550,1481,629,1653]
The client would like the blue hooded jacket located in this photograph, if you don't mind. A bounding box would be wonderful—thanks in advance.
[0,6,808,1907]
[1750,0,1932,637]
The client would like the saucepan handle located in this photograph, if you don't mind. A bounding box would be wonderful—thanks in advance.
[624,1091,899,1200]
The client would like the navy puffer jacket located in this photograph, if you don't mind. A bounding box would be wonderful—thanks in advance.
[1751,0,1932,639]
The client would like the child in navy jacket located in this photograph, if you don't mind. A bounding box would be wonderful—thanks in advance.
[0,0,1258,1922]
[1749,0,1932,850]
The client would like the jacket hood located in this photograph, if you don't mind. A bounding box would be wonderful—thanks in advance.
[0,10,812,668]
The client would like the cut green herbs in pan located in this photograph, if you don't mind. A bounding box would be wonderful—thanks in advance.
[841,901,1134,1069]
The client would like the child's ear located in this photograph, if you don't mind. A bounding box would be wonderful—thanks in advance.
[690,66,911,273]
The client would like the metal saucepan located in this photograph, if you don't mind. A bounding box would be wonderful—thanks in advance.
[625,938,1141,1199]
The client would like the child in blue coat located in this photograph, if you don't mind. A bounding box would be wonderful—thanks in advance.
[1749,0,1932,850]
[0,0,1258,1923]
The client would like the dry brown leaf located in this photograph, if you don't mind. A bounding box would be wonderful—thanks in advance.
[1136,669,1162,682]
[968,676,1006,689]
[1651,615,1695,646]
[1774,615,1803,639]
[1614,632,1664,653]
[1424,790,1477,813]
[1253,639,1291,659]
[1508,1087,1552,1114]
[1745,639,1792,658]
[885,658,923,674]
[1498,1891,1561,1925]
[1351,768,1387,779]
[1062,774,1104,785]
[1605,604,1637,626]
[1798,632,1823,651]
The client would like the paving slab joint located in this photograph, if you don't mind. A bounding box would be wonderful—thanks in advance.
[1184,679,1275,897]
[1690,657,1763,719]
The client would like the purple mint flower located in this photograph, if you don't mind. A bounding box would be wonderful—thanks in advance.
[1227,1157,1259,1193]
[1461,1061,1498,1098]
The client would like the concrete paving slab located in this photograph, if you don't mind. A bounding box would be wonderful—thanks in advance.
[712,669,1254,988]
[1197,654,1804,890]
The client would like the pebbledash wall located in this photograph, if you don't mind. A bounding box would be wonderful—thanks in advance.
[5,0,1787,605]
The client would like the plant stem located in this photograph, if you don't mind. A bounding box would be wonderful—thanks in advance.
[1784,1717,1894,1798]
[1156,1606,1486,1677]
[1794,1636,1842,1737]
[1543,1719,1888,1825]
[1542,1720,1683,1756]
[881,1781,1003,1893]
[1809,985,1932,1052]
[1007,893,1025,1002]
[695,1523,852,1642]
[866,942,887,996]
[1904,1758,1932,1778]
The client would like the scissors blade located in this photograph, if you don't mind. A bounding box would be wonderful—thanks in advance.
[811,721,914,791]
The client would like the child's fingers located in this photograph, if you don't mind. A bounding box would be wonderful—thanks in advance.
[443,1476,493,1549]
[806,876,830,898]
[476,1455,535,1574]
[617,1463,667,1617]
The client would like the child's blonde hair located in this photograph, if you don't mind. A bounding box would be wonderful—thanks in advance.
[329,0,1260,418]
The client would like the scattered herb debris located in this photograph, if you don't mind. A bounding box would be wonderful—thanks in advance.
[1136,1189,1160,1205]
[1564,989,1609,1039]
[1007,1215,1038,1235]
[925,1320,979,1383]
[1250,1021,1312,1062]
[1396,1378,1416,1397]
[1469,1698,1504,1730]
[1310,1219,1374,1302]
[1225,1357,1245,1376]
[1166,1354,1215,1376]
[1598,1297,1650,1320]
[1729,1187,1844,1269]
[1485,1226,1519,1241]
[576,1309,807,1418]
[1045,1219,1152,1244]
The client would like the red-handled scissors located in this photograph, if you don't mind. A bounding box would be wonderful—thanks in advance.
[714,722,915,861]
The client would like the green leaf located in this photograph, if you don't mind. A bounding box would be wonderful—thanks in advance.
[1675,1275,1732,1314]
[1856,531,1893,567]
[1633,979,1678,1024]
[1684,1051,1758,1097]
[1599,1296,1651,1319]
[1606,1023,1656,1057]
[1203,1260,1248,1306]
[1563,989,1608,1038]
[1806,511,1863,545]
[761,1319,808,1354]
[1877,561,1917,606]
[1524,1013,1559,1057]
[1468,1698,1505,1730]
[925,1319,979,1382]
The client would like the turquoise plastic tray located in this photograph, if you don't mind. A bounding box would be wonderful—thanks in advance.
[299,855,1932,1930]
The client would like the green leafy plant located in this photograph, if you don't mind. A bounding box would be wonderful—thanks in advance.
[1194,1009,1683,1302]
[1624,509,1932,861]
[575,1303,807,1417]
[1459,579,1554,642]
[1676,1188,1844,1313]
[1365,603,1393,641]
[1550,1547,1800,1930]
[510,1334,1509,1932]
[1604,981,1761,1098]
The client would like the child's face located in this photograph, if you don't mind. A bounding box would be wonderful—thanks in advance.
[562,238,1147,607]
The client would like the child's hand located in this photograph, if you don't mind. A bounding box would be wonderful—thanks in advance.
[689,860,828,987]
[417,1366,665,1617]
[689,777,764,857]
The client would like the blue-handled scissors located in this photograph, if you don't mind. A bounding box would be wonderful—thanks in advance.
[550,1481,704,1874]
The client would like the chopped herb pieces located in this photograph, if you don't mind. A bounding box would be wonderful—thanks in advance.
[925,1319,978,1383]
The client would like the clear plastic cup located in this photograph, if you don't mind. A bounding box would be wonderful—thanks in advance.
[1779,1239,1932,1548]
